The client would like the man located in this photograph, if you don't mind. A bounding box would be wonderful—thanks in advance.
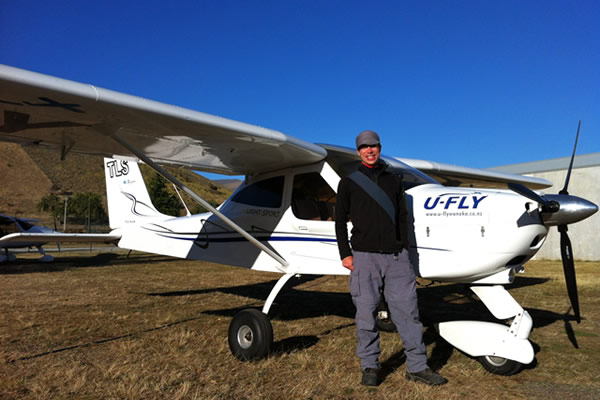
[335,130,447,387]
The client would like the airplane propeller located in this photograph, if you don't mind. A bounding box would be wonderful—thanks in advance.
[556,120,581,323]
[508,121,598,324]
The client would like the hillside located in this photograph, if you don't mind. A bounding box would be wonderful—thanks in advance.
[0,143,233,226]
[0,143,54,219]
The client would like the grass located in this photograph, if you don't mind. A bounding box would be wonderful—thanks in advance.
[1,254,599,399]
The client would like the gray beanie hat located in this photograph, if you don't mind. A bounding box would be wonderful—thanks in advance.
[355,130,381,149]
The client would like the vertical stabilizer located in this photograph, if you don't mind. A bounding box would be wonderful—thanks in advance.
[104,158,169,229]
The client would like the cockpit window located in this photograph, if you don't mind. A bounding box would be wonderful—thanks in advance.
[322,144,437,190]
[0,219,20,236]
[292,173,336,221]
[231,176,285,208]
[16,220,34,231]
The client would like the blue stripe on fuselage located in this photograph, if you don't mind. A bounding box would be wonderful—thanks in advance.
[154,233,450,251]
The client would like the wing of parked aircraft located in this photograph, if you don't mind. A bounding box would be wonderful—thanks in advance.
[0,214,121,262]
[0,232,121,246]
[1,64,550,189]
[0,64,326,175]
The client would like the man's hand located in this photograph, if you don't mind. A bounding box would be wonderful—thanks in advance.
[342,256,354,271]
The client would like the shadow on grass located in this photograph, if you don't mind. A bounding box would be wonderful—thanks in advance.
[270,322,357,356]
[180,274,582,364]
[527,308,581,348]
[378,326,455,382]
[424,327,455,370]
[11,266,563,365]
[0,252,175,274]
[159,275,558,329]
[272,335,320,355]
[7,263,580,368]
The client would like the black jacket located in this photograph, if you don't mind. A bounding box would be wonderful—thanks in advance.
[335,162,409,260]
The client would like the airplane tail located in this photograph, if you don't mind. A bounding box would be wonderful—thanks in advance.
[104,157,171,229]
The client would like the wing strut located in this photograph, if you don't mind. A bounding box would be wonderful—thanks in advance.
[108,131,290,273]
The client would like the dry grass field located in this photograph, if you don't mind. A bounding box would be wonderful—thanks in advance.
[1,253,599,399]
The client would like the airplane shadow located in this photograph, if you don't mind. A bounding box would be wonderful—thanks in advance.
[270,322,356,357]
[0,253,175,274]
[377,326,455,379]
[152,276,557,325]
[150,275,354,320]
[149,274,577,362]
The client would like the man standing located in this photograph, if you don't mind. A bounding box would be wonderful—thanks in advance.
[335,130,447,387]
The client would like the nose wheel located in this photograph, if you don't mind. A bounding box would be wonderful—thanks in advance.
[228,308,273,361]
[478,355,523,376]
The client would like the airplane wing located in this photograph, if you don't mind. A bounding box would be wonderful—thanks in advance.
[0,232,121,246]
[397,157,552,189]
[0,65,326,175]
[0,64,552,189]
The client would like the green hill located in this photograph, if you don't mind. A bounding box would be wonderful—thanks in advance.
[0,143,233,228]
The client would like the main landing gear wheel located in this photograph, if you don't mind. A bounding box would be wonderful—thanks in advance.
[228,308,273,361]
[376,299,397,332]
[478,355,523,376]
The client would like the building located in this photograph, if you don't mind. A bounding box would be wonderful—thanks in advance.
[489,153,600,261]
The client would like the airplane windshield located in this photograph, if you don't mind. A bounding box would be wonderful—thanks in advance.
[16,219,35,231]
[322,145,438,190]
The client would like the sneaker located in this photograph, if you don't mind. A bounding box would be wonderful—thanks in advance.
[405,368,448,386]
[361,368,381,386]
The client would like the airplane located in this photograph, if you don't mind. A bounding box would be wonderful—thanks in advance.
[0,213,120,263]
[0,64,597,376]
[0,214,57,262]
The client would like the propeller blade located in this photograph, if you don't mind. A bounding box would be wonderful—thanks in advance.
[508,183,558,212]
[559,226,581,323]
[560,120,581,195]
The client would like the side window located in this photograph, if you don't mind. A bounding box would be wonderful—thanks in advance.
[292,172,336,221]
[231,176,285,208]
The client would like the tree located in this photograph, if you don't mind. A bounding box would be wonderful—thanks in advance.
[69,192,106,219]
[147,173,181,216]
[37,193,63,219]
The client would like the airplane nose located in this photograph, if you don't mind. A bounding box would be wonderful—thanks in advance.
[541,194,599,226]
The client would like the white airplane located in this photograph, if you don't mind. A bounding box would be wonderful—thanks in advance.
[0,65,597,376]
[0,213,120,262]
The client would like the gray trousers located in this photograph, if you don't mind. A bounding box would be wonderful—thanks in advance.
[350,250,428,373]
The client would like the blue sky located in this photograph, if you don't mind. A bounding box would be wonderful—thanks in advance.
[1,1,598,179]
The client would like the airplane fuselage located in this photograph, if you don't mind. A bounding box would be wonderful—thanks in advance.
[112,160,549,285]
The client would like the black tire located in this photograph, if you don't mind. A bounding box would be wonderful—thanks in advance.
[228,308,273,361]
[376,309,397,332]
[376,298,397,332]
[478,355,523,375]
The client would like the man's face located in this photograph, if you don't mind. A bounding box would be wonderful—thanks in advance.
[357,144,381,166]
